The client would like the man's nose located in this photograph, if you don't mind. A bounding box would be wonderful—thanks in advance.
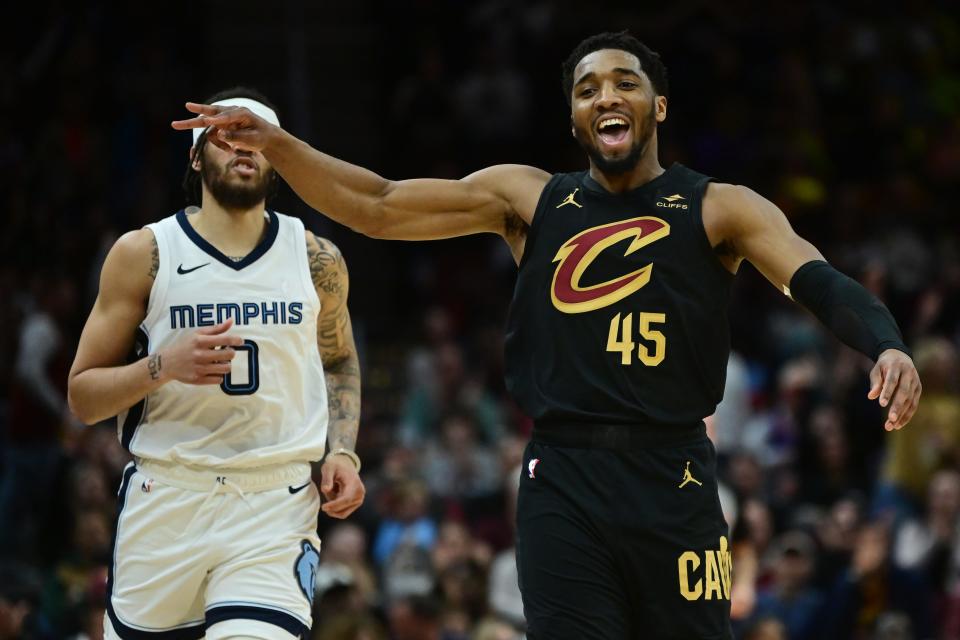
[595,84,623,110]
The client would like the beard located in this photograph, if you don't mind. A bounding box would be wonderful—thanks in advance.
[201,156,274,211]
[573,102,657,176]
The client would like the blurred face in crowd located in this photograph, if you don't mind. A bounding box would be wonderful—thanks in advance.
[324,523,368,564]
[570,49,666,175]
[441,415,478,454]
[928,470,960,518]
[773,539,815,595]
[194,135,275,211]
[0,597,31,637]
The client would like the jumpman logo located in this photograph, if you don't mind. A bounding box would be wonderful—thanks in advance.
[678,461,703,488]
[556,188,582,208]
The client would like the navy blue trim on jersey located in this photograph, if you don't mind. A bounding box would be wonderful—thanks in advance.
[205,605,309,638]
[106,465,206,640]
[120,326,150,451]
[176,209,279,270]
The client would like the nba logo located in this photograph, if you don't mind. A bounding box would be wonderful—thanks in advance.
[528,458,540,478]
[141,479,154,493]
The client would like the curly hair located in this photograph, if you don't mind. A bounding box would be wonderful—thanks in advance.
[561,31,669,105]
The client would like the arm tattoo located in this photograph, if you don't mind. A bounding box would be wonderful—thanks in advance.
[307,232,361,452]
[149,233,159,279]
[147,353,162,380]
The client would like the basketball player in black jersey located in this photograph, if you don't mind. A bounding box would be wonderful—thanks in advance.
[174,31,921,640]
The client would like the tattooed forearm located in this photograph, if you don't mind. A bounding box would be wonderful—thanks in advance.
[147,353,162,380]
[307,231,361,452]
[324,352,361,451]
[149,233,159,279]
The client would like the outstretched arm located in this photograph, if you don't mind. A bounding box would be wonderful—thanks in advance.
[307,232,365,519]
[172,103,548,241]
[705,183,921,431]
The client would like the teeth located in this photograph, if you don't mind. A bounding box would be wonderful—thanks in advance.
[599,117,627,130]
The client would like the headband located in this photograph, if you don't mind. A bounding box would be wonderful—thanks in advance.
[193,97,280,144]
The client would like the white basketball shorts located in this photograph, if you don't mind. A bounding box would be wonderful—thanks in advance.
[104,460,322,639]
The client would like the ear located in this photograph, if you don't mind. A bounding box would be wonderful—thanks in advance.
[570,116,576,139]
[655,95,668,123]
[190,146,202,172]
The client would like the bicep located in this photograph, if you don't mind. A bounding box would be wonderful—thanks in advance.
[70,232,153,377]
[373,164,548,240]
[728,187,824,291]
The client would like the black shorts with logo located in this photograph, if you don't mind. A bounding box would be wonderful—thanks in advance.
[516,422,733,640]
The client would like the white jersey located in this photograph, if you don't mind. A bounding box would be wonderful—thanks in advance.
[118,209,328,469]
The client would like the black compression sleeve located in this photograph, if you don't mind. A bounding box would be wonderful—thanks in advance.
[789,260,910,361]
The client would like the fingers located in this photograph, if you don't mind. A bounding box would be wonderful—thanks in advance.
[170,116,211,131]
[199,362,233,376]
[185,102,222,115]
[194,348,237,364]
[202,127,233,152]
[878,368,901,408]
[169,103,226,130]
[197,318,234,335]
[217,128,262,152]
[885,373,922,431]
[867,361,883,400]
[321,482,365,518]
[319,465,365,518]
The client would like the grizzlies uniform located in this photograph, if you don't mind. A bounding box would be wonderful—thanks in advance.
[108,210,325,639]
[505,164,734,639]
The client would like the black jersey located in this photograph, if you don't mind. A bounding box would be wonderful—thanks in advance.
[504,163,734,426]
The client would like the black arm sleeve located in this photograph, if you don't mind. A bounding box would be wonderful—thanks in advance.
[789,260,910,361]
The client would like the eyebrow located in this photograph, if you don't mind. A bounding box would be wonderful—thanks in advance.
[574,68,643,87]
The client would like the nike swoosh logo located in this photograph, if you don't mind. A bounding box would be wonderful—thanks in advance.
[177,263,210,275]
[288,481,312,494]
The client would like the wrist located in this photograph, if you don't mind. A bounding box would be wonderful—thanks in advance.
[327,447,361,472]
[146,351,167,385]
[264,123,287,153]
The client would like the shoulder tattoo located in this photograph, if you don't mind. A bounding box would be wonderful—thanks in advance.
[306,232,346,297]
[149,232,159,279]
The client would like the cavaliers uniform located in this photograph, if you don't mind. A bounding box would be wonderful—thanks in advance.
[505,164,734,639]
[107,210,325,640]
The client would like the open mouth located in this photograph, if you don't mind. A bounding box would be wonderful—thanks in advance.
[596,116,631,148]
[230,157,258,176]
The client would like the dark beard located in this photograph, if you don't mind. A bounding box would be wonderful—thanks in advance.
[201,160,274,211]
[573,103,656,176]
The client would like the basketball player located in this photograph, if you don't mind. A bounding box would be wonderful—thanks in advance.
[69,87,364,640]
[173,33,921,639]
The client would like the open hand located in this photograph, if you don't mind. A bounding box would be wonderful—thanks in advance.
[171,103,275,152]
[868,348,921,431]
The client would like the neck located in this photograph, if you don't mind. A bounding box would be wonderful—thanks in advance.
[191,195,268,257]
[588,135,664,193]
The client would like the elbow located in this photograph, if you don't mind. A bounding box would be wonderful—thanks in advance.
[67,379,98,426]
[358,182,395,239]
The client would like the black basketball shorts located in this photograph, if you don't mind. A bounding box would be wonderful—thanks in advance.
[516,424,733,640]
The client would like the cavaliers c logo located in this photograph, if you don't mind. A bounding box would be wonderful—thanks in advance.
[551,216,670,314]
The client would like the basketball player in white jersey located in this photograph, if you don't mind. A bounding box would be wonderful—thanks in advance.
[67,88,364,640]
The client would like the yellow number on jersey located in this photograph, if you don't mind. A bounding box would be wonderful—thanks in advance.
[606,312,635,365]
[606,312,666,366]
[638,312,666,366]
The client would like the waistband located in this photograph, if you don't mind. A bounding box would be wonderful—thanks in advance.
[532,420,707,450]
[135,458,312,492]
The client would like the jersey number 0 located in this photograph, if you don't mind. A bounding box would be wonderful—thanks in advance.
[220,339,260,395]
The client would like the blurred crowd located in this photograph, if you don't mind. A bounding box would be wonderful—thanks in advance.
[2,1,959,639]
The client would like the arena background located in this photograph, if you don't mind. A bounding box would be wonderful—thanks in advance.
[2,2,959,638]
